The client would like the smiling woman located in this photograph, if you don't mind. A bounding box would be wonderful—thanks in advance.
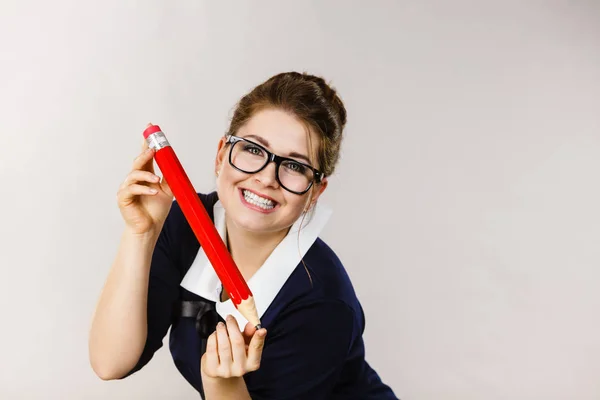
[215,108,326,238]
[88,71,399,399]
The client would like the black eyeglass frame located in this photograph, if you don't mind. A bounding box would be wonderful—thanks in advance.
[224,134,324,195]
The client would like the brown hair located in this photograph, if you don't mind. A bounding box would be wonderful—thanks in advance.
[226,71,347,178]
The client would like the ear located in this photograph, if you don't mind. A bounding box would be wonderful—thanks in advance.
[315,177,328,198]
[215,137,228,175]
[306,177,328,210]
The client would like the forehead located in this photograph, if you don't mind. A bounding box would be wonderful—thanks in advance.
[238,108,320,160]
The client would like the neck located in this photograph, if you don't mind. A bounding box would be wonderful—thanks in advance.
[224,218,290,281]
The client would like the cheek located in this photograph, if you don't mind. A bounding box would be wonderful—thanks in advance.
[220,166,246,185]
[216,167,243,197]
[282,193,308,213]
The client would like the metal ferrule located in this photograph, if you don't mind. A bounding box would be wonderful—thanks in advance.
[146,130,171,150]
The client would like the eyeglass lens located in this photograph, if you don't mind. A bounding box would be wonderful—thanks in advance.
[230,140,314,193]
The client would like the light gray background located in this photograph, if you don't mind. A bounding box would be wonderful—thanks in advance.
[1,1,599,399]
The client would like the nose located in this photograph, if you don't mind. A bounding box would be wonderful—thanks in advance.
[253,160,279,188]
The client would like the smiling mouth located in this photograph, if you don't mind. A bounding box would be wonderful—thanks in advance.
[241,189,278,210]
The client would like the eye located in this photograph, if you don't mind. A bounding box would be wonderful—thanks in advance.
[243,144,264,156]
[283,161,307,174]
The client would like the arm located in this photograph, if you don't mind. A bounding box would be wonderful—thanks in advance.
[88,200,187,380]
[89,141,179,380]
[88,228,159,380]
[202,376,252,400]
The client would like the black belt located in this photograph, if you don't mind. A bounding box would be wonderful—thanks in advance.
[178,300,221,339]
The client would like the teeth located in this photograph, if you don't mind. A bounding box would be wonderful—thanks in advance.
[243,190,275,209]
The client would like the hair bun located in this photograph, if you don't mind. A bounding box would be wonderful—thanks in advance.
[303,74,347,129]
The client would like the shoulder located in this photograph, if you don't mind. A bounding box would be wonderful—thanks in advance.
[271,237,364,334]
[304,238,359,305]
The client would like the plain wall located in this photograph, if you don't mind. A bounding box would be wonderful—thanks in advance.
[1,1,599,399]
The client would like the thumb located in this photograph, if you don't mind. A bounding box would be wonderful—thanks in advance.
[160,175,173,198]
[246,328,267,371]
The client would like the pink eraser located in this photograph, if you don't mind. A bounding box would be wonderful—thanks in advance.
[143,125,162,139]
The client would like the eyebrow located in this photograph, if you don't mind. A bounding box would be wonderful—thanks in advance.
[243,134,313,165]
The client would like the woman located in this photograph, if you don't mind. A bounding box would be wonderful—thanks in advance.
[89,72,398,399]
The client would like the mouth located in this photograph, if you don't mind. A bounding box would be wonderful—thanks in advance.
[239,188,279,213]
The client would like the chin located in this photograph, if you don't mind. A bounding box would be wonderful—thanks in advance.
[231,215,271,232]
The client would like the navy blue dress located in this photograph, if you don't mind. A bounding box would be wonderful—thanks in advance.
[125,191,398,399]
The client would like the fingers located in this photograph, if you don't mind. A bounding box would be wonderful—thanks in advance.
[216,321,233,375]
[121,170,160,188]
[204,331,219,377]
[201,317,266,378]
[117,183,158,204]
[137,123,155,173]
[129,146,172,198]
[124,183,158,196]
[117,169,161,203]
[141,134,149,152]
[141,122,153,151]
[242,322,257,346]
[159,175,173,198]
[246,327,267,372]
[140,134,152,152]
[132,147,156,172]
[226,315,247,367]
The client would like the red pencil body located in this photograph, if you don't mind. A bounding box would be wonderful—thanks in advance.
[143,125,251,307]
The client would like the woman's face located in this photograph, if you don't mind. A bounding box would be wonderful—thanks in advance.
[215,108,328,236]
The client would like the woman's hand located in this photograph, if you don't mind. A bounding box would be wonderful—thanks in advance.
[201,315,267,379]
[116,126,174,235]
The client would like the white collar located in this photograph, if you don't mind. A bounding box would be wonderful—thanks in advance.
[180,199,332,330]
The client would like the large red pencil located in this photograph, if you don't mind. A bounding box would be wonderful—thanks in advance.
[143,124,261,329]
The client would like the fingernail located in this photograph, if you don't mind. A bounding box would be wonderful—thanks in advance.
[149,188,158,194]
[217,322,225,328]
[153,175,160,182]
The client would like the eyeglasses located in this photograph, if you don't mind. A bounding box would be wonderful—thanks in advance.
[224,135,324,195]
